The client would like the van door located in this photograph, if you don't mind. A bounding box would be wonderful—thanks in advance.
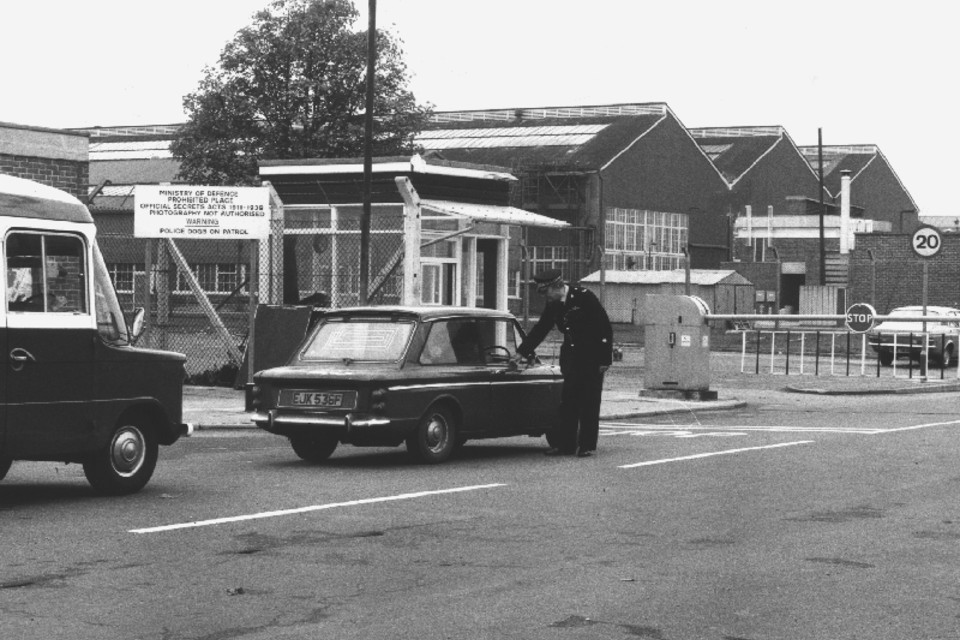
[4,231,94,456]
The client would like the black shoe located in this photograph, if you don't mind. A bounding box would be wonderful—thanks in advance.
[576,448,594,458]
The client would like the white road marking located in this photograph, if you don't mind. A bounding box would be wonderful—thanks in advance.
[603,419,960,435]
[130,483,506,534]
[602,422,882,434]
[618,441,814,469]
[876,418,960,433]
[600,429,746,438]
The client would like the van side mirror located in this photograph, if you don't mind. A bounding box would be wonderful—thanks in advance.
[129,307,146,344]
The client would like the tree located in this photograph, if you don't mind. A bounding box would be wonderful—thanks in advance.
[171,0,431,186]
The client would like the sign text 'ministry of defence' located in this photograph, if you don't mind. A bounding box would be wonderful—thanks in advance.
[134,185,270,239]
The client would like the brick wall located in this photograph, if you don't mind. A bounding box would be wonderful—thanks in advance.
[849,234,960,313]
[1,123,90,201]
[0,152,89,200]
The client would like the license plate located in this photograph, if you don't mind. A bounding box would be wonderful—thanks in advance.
[281,390,356,409]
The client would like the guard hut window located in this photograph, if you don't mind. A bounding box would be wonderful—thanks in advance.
[6,232,87,314]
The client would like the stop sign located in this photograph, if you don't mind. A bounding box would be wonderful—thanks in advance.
[845,302,877,333]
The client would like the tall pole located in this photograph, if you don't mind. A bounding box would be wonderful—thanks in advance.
[817,128,826,286]
[359,0,377,304]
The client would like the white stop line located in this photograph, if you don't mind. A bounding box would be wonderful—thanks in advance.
[618,441,814,469]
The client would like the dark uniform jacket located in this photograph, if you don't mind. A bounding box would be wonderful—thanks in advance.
[518,286,613,372]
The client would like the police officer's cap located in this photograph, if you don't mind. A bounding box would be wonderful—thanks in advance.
[533,269,564,292]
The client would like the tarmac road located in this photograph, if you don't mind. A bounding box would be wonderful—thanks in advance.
[2,384,960,639]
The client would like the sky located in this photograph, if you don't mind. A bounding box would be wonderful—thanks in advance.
[1,1,955,216]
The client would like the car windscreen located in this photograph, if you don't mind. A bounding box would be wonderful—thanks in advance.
[301,319,414,362]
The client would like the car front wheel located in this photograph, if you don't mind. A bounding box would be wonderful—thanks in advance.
[407,405,457,464]
[0,458,12,481]
[290,435,339,462]
[83,421,158,495]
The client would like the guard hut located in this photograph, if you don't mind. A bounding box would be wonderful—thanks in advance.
[258,154,568,310]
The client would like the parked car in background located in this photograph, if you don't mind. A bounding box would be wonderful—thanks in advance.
[867,306,960,366]
[249,306,563,464]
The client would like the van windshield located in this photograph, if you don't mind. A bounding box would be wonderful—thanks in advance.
[93,244,129,344]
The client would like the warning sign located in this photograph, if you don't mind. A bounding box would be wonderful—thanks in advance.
[134,185,270,239]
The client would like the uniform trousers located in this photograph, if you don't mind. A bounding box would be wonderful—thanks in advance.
[556,361,605,452]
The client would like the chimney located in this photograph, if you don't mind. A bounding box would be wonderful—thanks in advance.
[839,169,852,254]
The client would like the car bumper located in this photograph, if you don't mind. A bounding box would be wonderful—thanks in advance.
[252,410,406,445]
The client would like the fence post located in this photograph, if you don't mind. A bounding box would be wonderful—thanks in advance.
[247,239,259,383]
[815,331,821,376]
[755,329,761,375]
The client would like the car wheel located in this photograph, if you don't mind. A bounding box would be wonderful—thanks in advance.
[0,458,12,481]
[407,405,457,464]
[83,421,158,496]
[290,436,339,462]
[879,350,893,366]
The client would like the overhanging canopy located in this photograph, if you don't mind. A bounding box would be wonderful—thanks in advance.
[421,199,570,229]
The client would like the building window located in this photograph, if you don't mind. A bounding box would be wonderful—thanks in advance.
[604,208,688,270]
[176,263,247,294]
[107,263,143,294]
[527,246,571,278]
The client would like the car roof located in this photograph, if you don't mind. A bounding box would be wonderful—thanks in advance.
[321,305,517,321]
[888,306,960,314]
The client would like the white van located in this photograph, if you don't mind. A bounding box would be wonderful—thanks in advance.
[0,174,189,495]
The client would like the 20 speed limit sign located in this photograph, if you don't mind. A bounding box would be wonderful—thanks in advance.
[912,225,942,258]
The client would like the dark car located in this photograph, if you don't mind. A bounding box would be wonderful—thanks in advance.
[249,306,563,463]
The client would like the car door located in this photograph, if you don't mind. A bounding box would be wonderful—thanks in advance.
[4,231,94,456]
[480,318,561,433]
[418,318,494,435]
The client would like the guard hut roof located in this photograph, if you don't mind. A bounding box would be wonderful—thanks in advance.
[259,154,517,206]
[0,173,93,224]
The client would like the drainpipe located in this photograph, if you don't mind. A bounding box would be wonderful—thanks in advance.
[597,171,606,306]
[840,170,852,254]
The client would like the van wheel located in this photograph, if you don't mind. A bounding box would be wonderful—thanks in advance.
[0,458,12,481]
[290,435,339,462]
[83,421,158,495]
[407,405,457,464]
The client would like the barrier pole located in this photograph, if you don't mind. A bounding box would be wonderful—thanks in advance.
[740,331,747,373]
[876,333,881,378]
[893,333,898,378]
[785,330,791,375]
[800,332,806,375]
[846,331,851,377]
[770,331,776,374]
[860,334,866,377]
[755,330,761,375]
[815,331,821,376]
[908,333,914,379]
[831,333,836,376]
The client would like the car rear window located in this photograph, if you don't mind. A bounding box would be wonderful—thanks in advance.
[301,319,414,361]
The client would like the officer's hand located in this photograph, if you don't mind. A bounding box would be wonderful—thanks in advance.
[599,365,610,375]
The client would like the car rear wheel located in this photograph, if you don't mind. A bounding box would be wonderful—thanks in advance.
[879,350,894,366]
[0,458,12,481]
[407,405,457,464]
[83,421,158,495]
[290,435,339,462]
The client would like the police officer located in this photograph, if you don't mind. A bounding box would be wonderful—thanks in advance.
[516,269,613,457]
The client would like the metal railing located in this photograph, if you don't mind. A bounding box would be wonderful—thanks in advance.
[708,314,960,379]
